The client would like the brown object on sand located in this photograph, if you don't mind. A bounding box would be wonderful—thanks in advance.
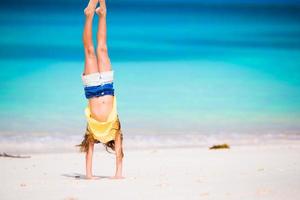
[209,143,230,150]
[0,152,31,158]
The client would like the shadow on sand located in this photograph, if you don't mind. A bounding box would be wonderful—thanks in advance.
[61,173,110,180]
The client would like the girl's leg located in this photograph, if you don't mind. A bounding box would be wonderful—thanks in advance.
[90,0,114,122]
[96,0,111,72]
[83,0,99,75]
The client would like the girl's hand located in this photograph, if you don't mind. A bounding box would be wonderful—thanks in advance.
[85,176,100,180]
[109,175,125,179]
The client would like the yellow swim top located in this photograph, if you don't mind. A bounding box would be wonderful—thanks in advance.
[84,96,120,143]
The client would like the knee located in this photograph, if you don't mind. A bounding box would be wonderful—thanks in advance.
[97,45,108,55]
[85,46,96,58]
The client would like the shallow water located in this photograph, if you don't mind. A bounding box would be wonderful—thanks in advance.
[0,0,300,150]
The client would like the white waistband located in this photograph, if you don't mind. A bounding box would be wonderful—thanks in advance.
[100,70,114,83]
[81,72,101,87]
[82,70,114,86]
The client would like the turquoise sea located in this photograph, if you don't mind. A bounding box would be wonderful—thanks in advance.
[0,0,300,152]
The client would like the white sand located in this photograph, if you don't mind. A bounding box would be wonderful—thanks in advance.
[1,143,300,200]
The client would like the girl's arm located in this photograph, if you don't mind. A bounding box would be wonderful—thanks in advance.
[86,141,99,179]
[111,132,124,179]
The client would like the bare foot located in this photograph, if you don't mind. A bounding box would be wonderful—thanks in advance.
[96,0,107,17]
[84,0,98,16]
[85,176,100,180]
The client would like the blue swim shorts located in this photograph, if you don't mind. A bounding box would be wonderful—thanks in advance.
[84,82,115,99]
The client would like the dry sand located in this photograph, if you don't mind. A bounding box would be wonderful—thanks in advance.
[1,143,300,200]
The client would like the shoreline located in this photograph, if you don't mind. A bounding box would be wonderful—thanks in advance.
[0,132,300,154]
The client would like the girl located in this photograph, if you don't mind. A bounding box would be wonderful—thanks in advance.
[77,0,124,180]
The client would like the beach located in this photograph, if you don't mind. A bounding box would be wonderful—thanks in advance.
[1,0,300,199]
[1,142,300,200]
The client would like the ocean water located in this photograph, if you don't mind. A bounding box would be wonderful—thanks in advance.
[0,0,300,152]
